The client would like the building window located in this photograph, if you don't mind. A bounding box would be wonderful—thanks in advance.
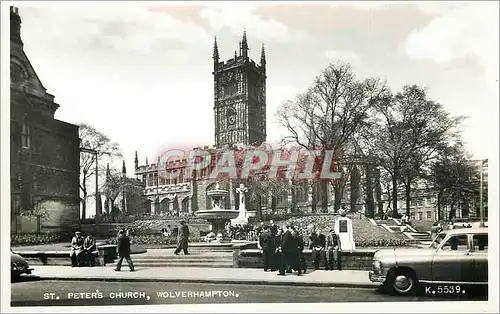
[426,211,432,220]
[418,212,423,220]
[21,118,30,149]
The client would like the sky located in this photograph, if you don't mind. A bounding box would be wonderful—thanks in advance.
[3,1,499,212]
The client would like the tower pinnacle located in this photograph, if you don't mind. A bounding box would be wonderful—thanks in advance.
[241,29,248,58]
[213,36,219,61]
[260,44,266,67]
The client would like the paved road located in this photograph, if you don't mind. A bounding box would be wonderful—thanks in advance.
[10,277,487,306]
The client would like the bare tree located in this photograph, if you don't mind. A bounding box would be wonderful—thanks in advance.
[79,123,122,220]
[276,62,388,212]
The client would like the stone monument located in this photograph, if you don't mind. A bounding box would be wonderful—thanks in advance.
[231,183,249,225]
[334,210,355,251]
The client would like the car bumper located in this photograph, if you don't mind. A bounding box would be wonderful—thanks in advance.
[369,271,386,283]
[12,267,33,275]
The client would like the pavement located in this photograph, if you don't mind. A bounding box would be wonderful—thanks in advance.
[29,265,378,288]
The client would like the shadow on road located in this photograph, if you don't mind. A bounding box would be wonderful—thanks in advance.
[11,275,47,284]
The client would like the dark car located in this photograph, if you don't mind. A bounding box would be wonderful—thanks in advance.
[11,250,33,281]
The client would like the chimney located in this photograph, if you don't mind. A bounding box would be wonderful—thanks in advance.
[10,6,23,45]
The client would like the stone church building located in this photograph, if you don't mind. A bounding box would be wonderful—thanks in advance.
[10,7,81,233]
[134,32,376,217]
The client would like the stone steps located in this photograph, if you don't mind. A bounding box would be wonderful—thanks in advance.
[111,249,234,268]
[121,261,234,268]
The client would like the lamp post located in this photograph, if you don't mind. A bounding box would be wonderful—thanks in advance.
[80,147,100,217]
[479,159,487,227]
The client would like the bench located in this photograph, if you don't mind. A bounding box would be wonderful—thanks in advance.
[15,250,99,266]
[15,244,118,266]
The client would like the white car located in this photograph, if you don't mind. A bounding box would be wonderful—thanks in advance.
[369,227,488,295]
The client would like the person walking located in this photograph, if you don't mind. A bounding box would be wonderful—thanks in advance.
[114,229,135,272]
[259,225,276,271]
[174,220,190,255]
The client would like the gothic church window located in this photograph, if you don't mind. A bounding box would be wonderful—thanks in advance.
[21,117,30,149]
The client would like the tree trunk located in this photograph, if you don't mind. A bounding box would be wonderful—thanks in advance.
[291,184,297,213]
[437,191,442,221]
[81,191,87,220]
[334,181,343,212]
[350,166,361,212]
[374,168,384,215]
[256,194,262,222]
[271,194,277,212]
[321,180,328,212]
[405,178,411,217]
[448,199,456,221]
[391,172,399,218]
[365,165,375,219]
[311,183,317,212]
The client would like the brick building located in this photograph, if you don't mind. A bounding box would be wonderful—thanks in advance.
[10,7,80,233]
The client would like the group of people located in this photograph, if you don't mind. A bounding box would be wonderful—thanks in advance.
[258,223,342,276]
[229,224,261,241]
[69,231,96,267]
[259,223,305,276]
[308,227,342,271]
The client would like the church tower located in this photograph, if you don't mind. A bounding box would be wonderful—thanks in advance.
[213,31,267,148]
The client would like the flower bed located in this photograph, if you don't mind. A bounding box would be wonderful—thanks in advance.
[277,215,410,247]
[11,233,65,246]
[105,234,202,246]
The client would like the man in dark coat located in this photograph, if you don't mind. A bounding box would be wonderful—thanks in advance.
[309,227,327,270]
[278,224,301,276]
[259,225,276,271]
[326,229,342,270]
[291,226,305,275]
[174,220,190,255]
[115,230,135,272]
[277,225,291,276]
[83,233,96,267]
[273,228,283,271]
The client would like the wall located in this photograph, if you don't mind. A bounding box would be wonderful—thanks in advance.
[234,248,376,270]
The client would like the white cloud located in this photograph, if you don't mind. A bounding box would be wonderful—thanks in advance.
[199,3,302,43]
[404,3,499,86]
[20,3,211,55]
[414,2,468,16]
[403,2,499,160]
[330,1,396,9]
[324,50,362,68]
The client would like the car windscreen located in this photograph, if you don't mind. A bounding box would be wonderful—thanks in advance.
[430,233,446,249]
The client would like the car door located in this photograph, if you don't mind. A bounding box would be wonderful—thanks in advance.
[470,233,488,283]
[431,234,474,283]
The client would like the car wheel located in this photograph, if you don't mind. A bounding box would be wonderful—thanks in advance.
[387,269,417,296]
[11,271,20,282]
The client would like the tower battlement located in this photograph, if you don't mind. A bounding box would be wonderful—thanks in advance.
[213,31,267,148]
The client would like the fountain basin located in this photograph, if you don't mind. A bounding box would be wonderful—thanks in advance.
[196,210,239,220]
[206,189,228,197]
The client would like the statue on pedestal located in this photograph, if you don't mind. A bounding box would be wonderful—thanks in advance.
[232,183,249,225]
